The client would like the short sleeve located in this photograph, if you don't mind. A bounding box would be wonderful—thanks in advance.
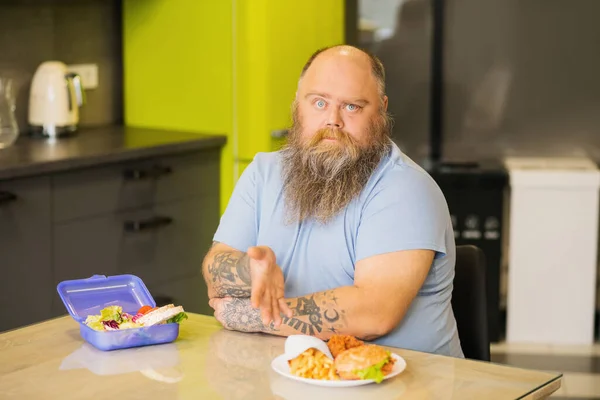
[355,168,449,262]
[213,159,259,252]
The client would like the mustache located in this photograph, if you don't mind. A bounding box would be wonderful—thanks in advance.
[309,128,352,143]
[305,128,360,158]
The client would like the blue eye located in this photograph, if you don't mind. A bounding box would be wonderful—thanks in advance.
[315,100,326,109]
[346,104,359,112]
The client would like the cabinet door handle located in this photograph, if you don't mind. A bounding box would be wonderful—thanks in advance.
[0,191,17,205]
[123,216,173,233]
[123,165,173,181]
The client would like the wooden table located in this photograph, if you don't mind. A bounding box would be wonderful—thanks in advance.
[0,313,562,399]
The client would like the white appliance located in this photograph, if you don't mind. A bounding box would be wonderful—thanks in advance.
[28,61,85,138]
[505,156,600,345]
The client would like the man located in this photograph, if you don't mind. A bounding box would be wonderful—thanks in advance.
[203,45,463,357]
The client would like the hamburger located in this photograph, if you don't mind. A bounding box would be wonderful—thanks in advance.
[334,344,395,383]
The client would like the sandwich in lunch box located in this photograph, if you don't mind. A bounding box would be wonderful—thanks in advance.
[84,304,187,331]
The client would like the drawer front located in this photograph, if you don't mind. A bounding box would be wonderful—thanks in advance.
[52,195,219,316]
[0,177,54,332]
[52,149,220,222]
[156,150,220,204]
[52,207,158,316]
[118,196,219,290]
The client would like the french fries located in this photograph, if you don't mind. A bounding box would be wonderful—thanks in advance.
[288,348,339,380]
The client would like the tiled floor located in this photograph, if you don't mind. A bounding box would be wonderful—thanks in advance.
[490,342,600,399]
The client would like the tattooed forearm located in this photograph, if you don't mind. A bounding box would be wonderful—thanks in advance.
[212,289,362,339]
[205,247,252,298]
[208,252,250,284]
[279,296,324,335]
[215,285,252,298]
[219,298,266,332]
[236,258,252,286]
[211,283,384,340]
[267,290,347,338]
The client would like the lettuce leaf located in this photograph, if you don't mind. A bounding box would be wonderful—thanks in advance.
[85,314,100,323]
[99,306,122,323]
[352,353,391,384]
[86,320,106,331]
[166,312,188,324]
[119,321,141,330]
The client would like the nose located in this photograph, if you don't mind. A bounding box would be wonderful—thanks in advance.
[326,107,344,130]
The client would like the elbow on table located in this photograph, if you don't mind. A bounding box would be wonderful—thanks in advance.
[355,316,399,341]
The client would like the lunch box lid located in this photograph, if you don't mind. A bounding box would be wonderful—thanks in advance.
[57,274,156,322]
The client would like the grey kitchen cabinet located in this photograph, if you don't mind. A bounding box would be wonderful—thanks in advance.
[51,195,219,317]
[0,177,54,332]
[52,151,220,223]
[0,137,224,332]
[50,149,221,319]
[150,196,220,316]
[152,196,220,283]
[51,207,157,316]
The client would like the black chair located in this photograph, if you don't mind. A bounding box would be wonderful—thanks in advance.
[451,245,490,361]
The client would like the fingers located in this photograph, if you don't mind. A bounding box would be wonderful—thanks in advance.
[271,296,281,328]
[279,298,293,318]
[251,280,265,309]
[260,296,273,327]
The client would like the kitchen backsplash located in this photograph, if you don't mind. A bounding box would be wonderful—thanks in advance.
[0,0,122,132]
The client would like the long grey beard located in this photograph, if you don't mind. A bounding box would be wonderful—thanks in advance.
[280,135,390,225]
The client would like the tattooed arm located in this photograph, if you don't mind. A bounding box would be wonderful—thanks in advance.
[210,249,435,340]
[203,242,292,325]
[202,242,252,299]
[210,289,349,339]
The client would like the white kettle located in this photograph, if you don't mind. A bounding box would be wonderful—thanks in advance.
[28,61,85,138]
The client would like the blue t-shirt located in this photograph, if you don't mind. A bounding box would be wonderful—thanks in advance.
[214,142,464,358]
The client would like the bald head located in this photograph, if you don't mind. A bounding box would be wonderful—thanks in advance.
[299,45,386,97]
[292,44,389,149]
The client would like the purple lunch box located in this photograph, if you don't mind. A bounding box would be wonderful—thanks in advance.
[57,274,179,351]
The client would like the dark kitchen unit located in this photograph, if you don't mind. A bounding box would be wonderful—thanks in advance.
[428,161,508,343]
[0,126,226,333]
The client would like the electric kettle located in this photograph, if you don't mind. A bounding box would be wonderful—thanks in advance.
[28,61,85,138]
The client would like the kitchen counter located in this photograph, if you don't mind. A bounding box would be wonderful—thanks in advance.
[0,126,226,180]
[0,314,562,399]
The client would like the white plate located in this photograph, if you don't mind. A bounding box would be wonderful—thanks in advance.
[271,352,406,387]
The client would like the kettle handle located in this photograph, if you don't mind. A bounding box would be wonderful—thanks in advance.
[65,72,86,108]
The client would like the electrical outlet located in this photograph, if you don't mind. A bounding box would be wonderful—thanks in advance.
[66,63,98,89]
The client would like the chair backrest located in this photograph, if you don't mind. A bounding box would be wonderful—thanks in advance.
[451,245,490,361]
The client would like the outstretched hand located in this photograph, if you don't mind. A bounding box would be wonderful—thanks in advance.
[247,246,293,328]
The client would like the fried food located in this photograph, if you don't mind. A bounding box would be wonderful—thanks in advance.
[326,334,365,358]
[285,335,394,383]
[334,344,395,383]
[288,348,339,380]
